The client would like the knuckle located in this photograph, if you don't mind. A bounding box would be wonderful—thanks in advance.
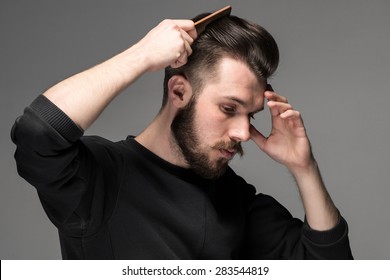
[160,19,172,26]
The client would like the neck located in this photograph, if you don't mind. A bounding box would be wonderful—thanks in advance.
[135,108,189,168]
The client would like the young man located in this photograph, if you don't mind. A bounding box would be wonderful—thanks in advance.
[11,13,353,259]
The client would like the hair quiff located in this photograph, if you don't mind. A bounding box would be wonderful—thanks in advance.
[162,14,279,108]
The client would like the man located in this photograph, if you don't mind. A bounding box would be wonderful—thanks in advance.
[11,11,353,259]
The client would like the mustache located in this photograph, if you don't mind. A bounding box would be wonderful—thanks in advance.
[212,141,244,157]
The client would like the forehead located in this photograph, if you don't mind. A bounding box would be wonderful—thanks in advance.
[200,57,266,109]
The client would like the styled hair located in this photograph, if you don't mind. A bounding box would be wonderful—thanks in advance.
[162,13,279,107]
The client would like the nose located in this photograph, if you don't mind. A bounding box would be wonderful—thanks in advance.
[228,118,251,143]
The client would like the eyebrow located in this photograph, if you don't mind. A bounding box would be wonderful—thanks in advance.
[223,96,264,114]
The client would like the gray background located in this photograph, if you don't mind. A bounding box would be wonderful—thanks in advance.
[1,0,389,259]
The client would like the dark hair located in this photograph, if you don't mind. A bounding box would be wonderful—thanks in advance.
[162,14,279,107]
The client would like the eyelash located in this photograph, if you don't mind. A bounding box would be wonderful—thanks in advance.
[221,105,255,120]
[221,105,236,115]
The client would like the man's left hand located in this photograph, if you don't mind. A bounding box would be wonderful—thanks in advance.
[250,87,314,173]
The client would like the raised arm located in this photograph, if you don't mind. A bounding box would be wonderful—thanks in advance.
[43,19,197,130]
[250,86,339,231]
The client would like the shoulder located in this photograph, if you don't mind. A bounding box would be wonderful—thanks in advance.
[80,135,130,154]
[77,135,133,171]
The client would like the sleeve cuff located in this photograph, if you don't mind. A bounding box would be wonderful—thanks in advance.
[302,215,349,245]
[30,94,84,142]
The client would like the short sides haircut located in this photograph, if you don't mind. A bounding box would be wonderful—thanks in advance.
[162,14,279,107]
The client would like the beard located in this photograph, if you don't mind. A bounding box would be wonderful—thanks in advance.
[171,97,243,180]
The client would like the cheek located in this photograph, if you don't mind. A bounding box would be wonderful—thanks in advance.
[195,111,227,141]
[194,99,228,140]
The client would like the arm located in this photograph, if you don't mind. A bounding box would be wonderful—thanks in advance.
[243,193,353,259]
[250,86,338,231]
[43,19,197,130]
[11,19,197,228]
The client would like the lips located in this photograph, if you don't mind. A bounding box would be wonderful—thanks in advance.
[220,149,236,159]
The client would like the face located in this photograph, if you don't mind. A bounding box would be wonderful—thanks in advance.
[171,57,265,180]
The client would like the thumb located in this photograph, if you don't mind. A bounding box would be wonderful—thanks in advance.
[173,19,197,39]
[250,125,267,151]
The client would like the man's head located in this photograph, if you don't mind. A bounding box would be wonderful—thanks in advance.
[162,14,279,107]
[164,14,279,179]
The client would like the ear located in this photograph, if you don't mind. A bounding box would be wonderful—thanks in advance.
[167,75,193,108]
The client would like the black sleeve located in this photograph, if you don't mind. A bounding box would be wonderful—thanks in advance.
[11,95,111,236]
[243,193,353,260]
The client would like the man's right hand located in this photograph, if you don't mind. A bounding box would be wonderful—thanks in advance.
[134,19,197,71]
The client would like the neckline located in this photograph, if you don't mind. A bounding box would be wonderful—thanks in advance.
[125,136,212,184]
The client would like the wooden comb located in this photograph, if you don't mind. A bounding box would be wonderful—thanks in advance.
[194,5,232,35]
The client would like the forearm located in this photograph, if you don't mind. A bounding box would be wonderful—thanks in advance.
[42,19,197,131]
[43,45,149,130]
[244,192,353,259]
[42,19,196,130]
[290,160,339,231]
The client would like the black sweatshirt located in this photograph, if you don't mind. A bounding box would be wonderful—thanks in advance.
[11,95,353,259]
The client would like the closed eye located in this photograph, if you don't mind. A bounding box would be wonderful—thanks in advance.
[221,105,236,115]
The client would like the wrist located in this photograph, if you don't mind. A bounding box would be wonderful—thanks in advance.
[288,157,318,179]
[109,44,150,82]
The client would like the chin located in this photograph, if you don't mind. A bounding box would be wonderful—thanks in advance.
[195,160,229,180]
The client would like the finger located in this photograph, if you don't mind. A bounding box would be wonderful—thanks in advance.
[171,55,187,68]
[250,125,267,151]
[267,100,293,117]
[280,110,305,128]
[180,29,193,55]
[173,19,197,39]
[280,110,307,134]
[265,90,288,103]
[172,41,191,68]
[186,27,198,41]
[180,29,194,45]
[280,109,301,119]
[170,31,193,68]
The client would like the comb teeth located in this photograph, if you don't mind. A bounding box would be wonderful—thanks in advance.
[194,6,232,35]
